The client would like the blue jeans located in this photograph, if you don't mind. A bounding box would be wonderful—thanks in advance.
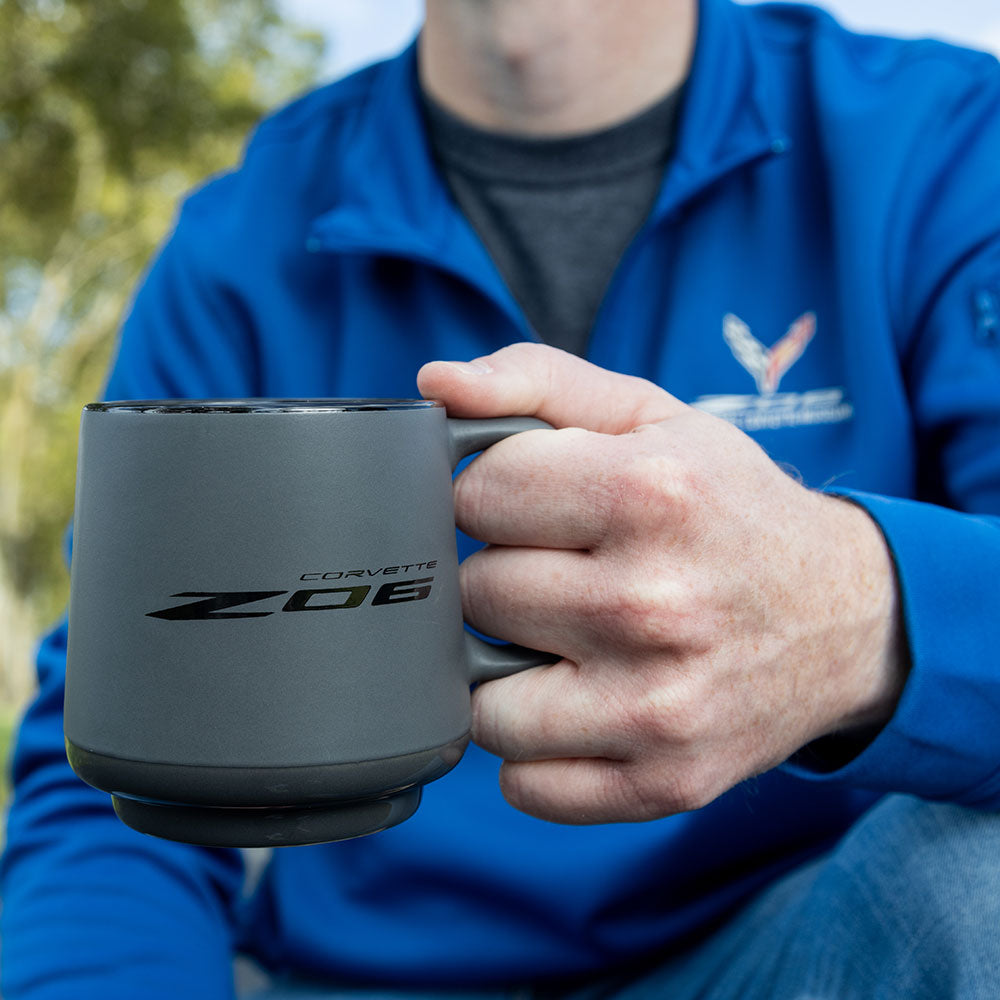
[242,795,1000,999]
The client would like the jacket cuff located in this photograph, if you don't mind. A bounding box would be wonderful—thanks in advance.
[781,490,1000,807]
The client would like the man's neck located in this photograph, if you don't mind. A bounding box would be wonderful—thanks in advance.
[419,0,697,136]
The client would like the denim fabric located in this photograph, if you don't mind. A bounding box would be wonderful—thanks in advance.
[243,796,1000,1000]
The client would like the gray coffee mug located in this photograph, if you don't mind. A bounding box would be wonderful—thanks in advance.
[65,399,553,848]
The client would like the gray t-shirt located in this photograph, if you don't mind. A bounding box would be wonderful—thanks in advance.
[421,88,681,357]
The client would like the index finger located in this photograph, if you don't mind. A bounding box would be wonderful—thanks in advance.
[417,343,687,434]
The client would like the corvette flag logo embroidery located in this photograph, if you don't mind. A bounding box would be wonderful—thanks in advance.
[723,312,816,395]
[693,312,853,431]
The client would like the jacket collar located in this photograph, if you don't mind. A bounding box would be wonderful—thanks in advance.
[308,41,525,328]
[309,0,788,281]
[656,0,789,218]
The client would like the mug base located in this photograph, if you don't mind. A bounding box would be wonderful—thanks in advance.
[112,786,422,848]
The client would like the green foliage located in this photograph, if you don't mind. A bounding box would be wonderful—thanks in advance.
[0,0,322,266]
[1,701,15,807]
[0,0,325,705]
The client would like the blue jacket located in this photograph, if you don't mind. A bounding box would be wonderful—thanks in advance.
[4,0,1000,994]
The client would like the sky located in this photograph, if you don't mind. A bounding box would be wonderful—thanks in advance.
[281,0,1000,81]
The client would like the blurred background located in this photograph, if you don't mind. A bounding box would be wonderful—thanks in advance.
[1,0,998,800]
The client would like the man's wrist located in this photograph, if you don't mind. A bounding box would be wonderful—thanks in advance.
[808,493,909,753]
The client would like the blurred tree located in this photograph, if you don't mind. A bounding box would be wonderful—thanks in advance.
[0,0,324,707]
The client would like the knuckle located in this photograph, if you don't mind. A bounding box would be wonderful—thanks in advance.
[661,770,716,814]
[623,760,717,818]
[471,670,560,762]
[453,465,492,537]
[595,444,705,547]
[470,679,521,758]
[495,341,546,367]
[469,684,499,749]
[459,550,499,630]
[496,759,528,807]
[497,760,563,819]
[627,676,708,750]
[591,576,687,650]
[594,567,715,653]
[614,765,687,820]
[605,450,681,516]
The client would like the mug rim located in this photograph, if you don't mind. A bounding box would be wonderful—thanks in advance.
[85,399,443,414]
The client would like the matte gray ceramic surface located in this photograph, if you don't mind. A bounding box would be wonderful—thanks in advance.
[66,400,552,847]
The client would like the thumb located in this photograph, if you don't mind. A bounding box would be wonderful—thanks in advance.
[417,343,686,433]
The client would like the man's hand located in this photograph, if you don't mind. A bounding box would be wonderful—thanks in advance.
[417,344,905,825]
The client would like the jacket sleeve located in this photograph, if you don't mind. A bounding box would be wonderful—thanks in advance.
[1,195,260,999]
[784,56,1000,806]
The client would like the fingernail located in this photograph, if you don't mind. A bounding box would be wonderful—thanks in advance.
[444,358,493,375]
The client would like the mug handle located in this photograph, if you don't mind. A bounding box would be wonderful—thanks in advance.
[447,417,560,683]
